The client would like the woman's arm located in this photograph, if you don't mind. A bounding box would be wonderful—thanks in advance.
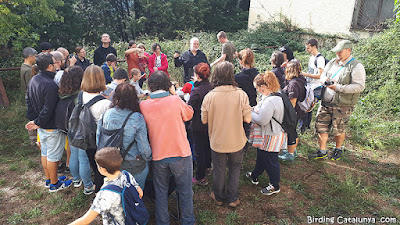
[136,115,152,161]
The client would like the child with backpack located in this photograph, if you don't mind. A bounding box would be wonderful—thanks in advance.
[69,147,147,225]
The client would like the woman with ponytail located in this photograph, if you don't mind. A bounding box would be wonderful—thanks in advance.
[235,48,258,107]
[247,71,285,196]
[187,63,213,185]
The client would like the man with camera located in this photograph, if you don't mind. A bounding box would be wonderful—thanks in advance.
[174,37,208,83]
[309,40,365,161]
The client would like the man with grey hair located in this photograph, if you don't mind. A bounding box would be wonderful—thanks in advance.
[174,37,208,83]
[210,31,237,67]
[309,40,366,161]
[51,51,66,86]
[21,47,37,91]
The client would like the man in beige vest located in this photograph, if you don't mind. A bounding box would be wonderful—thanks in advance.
[309,40,365,161]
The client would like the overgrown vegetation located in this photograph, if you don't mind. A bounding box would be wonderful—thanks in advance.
[0,15,399,225]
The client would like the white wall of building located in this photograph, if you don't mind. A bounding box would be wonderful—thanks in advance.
[248,0,360,37]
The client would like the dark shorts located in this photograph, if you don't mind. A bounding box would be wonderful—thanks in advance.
[315,104,354,136]
[287,129,298,146]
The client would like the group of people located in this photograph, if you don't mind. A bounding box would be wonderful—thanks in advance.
[21,29,365,224]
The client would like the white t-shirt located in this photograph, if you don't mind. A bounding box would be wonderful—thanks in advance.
[82,92,111,122]
[308,54,326,75]
[53,70,64,86]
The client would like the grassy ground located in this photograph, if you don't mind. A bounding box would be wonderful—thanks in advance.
[0,89,399,225]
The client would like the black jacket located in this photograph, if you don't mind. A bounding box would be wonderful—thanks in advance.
[55,93,78,133]
[187,80,213,133]
[271,66,285,89]
[74,55,91,71]
[26,71,59,129]
[174,50,208,83]
[234,68,259,107]
[94,45,117,66]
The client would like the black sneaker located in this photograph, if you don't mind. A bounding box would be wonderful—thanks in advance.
[57,162,65,173]
[65,166,70,174]
[330,148,343,161]
[308,150,328,159]
[245,171,259,185]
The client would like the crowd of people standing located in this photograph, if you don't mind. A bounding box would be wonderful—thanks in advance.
[21,30,365,224]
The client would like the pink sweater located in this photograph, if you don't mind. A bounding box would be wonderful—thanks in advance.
[140,95,193,161]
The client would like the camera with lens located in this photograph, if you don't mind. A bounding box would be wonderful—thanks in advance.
[324,80,334,86]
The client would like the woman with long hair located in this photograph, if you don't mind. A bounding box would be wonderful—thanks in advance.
[201,61,251,208]
[97,82,152,189]
[80,65,111,192]
[279,60,307,162]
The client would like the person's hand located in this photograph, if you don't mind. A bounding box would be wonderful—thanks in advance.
[169,84,176,95]
[174,53,180,58]
[69,56,77,66]
[111,62,117,70]
[153,67,158,71]
[327,81,337,90]
[25,121,39,130]
[281,60,288,68]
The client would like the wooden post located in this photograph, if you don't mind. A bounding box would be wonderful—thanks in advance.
[0,77,10,107]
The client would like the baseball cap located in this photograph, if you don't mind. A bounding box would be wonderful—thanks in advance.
[331,40,353,52]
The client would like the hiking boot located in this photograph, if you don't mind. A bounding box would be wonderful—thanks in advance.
[83,186,95,195]
[228,199,240,208]
[330,148,343,161]
[245,172,259,185]
[57,162,65,173]
[65,166,70,174]
[308,150,328,160]
[210,192,223,206]
[73,179,83,188]
[192,177,208,186]
[261,183,280,196]
[278,152,295,161]
[45,175,67,188]
[49,180,72,192]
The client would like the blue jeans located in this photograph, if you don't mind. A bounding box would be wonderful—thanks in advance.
[152,156,195,225]
[132,162,149,190]
[69,145,93,188]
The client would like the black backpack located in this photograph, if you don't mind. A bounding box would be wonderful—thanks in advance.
[314,53,330,68]
[55,94,78,133]
[270,92,298,135]
[97,111,136,158]
[68,92,105,150]
[102,170,150,225]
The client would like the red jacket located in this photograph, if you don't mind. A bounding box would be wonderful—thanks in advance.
[148,53,169,77]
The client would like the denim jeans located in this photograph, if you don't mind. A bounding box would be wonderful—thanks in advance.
[152,156,195,225]
[131,162,149,190]
[69,145,93,188]
[211,149,244,203]
[37,128,65,162]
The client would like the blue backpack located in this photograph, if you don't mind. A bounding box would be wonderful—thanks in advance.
[102,171,149,225]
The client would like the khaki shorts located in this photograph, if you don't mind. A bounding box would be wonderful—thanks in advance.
[315,104,354,136]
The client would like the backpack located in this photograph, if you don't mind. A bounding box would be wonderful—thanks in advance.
[67,92,105,150]
[97,111,136,158]
[102,170,150,225]
[55,94,78,133]
[314,53,330,69]
[270,92,298,135]
[298,84,318,112]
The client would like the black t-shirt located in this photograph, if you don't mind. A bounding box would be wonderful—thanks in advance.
[283,76,306,120]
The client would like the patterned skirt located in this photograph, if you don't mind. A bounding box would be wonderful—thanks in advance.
[248,123,286,152]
